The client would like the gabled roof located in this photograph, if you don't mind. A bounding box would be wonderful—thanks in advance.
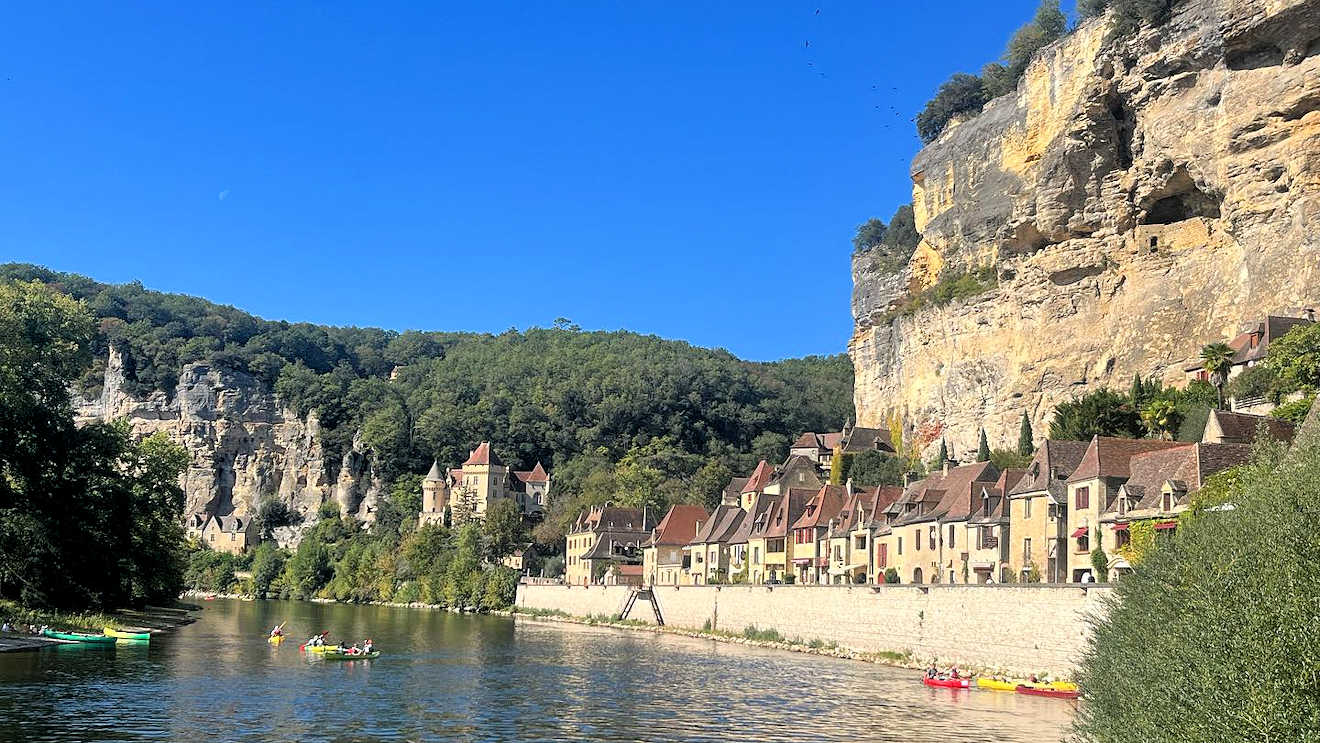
[580,532,645,561]
[1186,315,1312,370]
[570,505,649,534]
[1105,442,1252,516]
[840,426,895,454]
[1066,437,1190,484]
[830,485,903,537]
[970,469,1025,523]
[790,484,847,530]
[425,460,445,481]
[513,461,550,484]
[1204,409,1297,445]
[643,504,709,547]
[742,460,774,493]
[761,488,813,538]
[724,477,749,502]
[740,494,782,541]
[449,468,464,483]
[891,461,1000,526]
[1009,440,1090,500]
[463,442,503,467]
[688,504,746,546]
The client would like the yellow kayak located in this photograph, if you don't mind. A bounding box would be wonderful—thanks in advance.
[268,635,285,645]
[977,677,1023,692]
[104,627,151,640]
[303,644,329,653]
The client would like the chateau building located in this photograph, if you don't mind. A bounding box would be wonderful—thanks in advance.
[187,513,258,555]
[565,505,652,586]
[418,442,551,526]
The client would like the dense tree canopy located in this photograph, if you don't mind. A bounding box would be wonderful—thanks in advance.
[0,280,189,609]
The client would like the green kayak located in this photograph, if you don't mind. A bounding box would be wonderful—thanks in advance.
[41,629,118,645]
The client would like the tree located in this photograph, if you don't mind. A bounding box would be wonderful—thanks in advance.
[881,204,920,256]
[257,499,298,541]
[1140,399,1182,440]
[1089,547,1109,582]
[851,218,887,254]
[1074,430,1310,742]
[916,73,988,143]
[481,499,524,562]
[1265,323,1320,396]
[1017,413,1035,456]
[1078,0,1185,34]
[1199,342,1235,409]
[936,439,949,464]
[847,450,904,487]
[692,460,734,511]
[980,62,1015,98]
[976,429,991,462]
[883,567,900,584]
[250,543,286,598]
[1049,389,1145,440]
[1002,1,1066,80]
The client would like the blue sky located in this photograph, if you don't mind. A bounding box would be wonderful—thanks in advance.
[1,1,1051,361]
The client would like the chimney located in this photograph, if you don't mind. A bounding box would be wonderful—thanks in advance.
[845,477,854,496]
[943,459,953,476]
[903,471,915,487]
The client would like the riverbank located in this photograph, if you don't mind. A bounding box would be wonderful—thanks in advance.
[0,599,200,653]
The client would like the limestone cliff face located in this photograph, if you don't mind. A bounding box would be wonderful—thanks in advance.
[75,346,381,535]
[851,0,1320,458]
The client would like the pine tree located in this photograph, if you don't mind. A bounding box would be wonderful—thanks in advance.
[1018,413,1035,456]
[937,438,949,463]
[1130,374,1144,406]
[976,429,991,462]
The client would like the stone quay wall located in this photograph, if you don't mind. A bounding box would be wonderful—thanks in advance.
[514,583,1111,677]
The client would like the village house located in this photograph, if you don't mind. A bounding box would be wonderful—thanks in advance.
[418,443,551,526]
[502,544,537,575]
[757,488,812,583]
[565,504,651,586]
[826,485,902,585]
[1099,442,1252,578]
[789,483,847,584]
[1183,314,1313,409]
[789,431,844,473]
[880,460,1000,585]
[738,460,775,510]
[726,491,776,582]
[1063,436,1189,583]
[188,513,258,555]
[963,468,1026,584]
[764,455,824,495]
[684,500,745,584]
[1201,409,1297,446]
[1007,440,1090,583]
[641,504,708,586]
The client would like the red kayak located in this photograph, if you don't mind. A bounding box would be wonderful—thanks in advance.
[1016,684,1079,699]
[924,676,970,689]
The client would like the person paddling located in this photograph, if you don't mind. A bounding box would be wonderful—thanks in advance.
[362,639,374,655]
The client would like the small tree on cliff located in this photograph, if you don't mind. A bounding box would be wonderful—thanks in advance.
[976,429,991,462]
[916,73,988,143]
[1017,413,1035,456]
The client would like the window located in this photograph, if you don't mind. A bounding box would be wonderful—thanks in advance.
[928,527,937,551]
[833,544,842,560]
[854,535,866,550]
[877,543,888,567]
[1024,498,1032,519]
[753,547,760,563]
[897,537,903,555]
[1118,497,1127,515]
[1161,493,1172,512]
[1076,532,1090,553]
[1076,486,1090,510]
[1115,529,1131,549]
[948,524,956,548]
[915,529,921,551]
[1023,537,1032,559]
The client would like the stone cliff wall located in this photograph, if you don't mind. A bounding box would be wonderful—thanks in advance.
[516,583,1109,677]
[75,346,381,533]
[851,0,1320,457]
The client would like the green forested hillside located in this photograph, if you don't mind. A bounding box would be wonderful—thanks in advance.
[1,264,853,544]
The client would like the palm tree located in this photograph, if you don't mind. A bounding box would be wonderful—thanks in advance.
[1200,342,1235,409]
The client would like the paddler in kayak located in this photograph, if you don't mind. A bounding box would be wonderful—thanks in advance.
[362,639,374,655]
[269,623,285,639]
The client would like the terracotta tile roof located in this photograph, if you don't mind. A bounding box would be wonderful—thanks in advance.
[643,504,709,547]
[831,485,903,537]
[791,484,847,530]
[891,461,1000,525]
[1205,409,1297,445]
[513,461,549,483]
[724,477,749,501]
[792,432,824,449]
[1066,437,1190,483]
[463,442,503,467]
[742,460,774,493]
[1185,315,1312,370]
[970,468,1026,523]
[741,494,783,541]
[821,431,845,449]
[1009,440,1090,500]
[571,505,649,534]
[688,504,746,545]
[616,564,644,576]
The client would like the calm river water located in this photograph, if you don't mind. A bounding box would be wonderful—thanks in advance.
[0,598,1074,742]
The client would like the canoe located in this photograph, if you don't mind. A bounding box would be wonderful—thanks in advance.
[301,644,330,653]
[976,677,1023,692]
[41,629,118,645]
[268,635,285,644]
[320,649,380,660]
[104,627,151,640]
[1016,683,1080,700]
[923,676,969,689]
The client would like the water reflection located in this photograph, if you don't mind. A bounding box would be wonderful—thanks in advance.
[0,599,1073,742]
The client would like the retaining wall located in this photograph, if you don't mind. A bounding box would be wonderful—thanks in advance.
[515,583,1111,677]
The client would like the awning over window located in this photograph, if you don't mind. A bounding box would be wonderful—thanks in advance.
[1111,523,1129,532]
[1154,521,1178,531]
[1070,526,1089,538]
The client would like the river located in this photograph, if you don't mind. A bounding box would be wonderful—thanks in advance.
[0,598,1074,742]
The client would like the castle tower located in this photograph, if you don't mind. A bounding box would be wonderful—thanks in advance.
[420,459,449,525]
[453,442,508,518]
